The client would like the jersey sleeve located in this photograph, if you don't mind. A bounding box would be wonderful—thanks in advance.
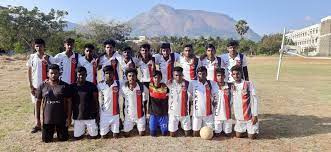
[49,54,60,64]
[142,85,149,101]
[64,84,73,98]
[152,54,160,64]
[187,81,194,99]
[98,89,104,109]
[26,54,32,67]
[249,82,258,116]
[174,52,180,62]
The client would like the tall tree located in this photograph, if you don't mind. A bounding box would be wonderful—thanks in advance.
[235,20,249,39]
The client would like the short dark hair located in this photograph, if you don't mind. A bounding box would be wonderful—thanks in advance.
[34,38,45,46]
[76,66,87,73]
[160,43,170,49]
[227,40,239,47]
[153,70,162,78]
[103,65,114,73]
[206,44,215,50]
[197,66,207,73]
[230,65,242,73]
[123,47,132,52]
[103,39,116,47]
[125,68,138,76]
[173,66,183,73]
[184,44,193,49]
[48,64,60,71]
[64,38,75,44]
[215,67,225,75]
[84,43,95,50]
[140,43,151,50]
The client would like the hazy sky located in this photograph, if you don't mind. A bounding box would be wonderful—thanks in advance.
[1,0,330,35]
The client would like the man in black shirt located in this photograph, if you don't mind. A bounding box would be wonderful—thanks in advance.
[71,66,99,139]
[35,64,72,143]
[148,71,169,137]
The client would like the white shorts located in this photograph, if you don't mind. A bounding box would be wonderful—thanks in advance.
[99,114,120,135]
[214,119,233,134]
[234,120,259,134]
[123,116,146,132]
[74,119,98,137]
[168,115,191,132]
[192,115,214,131]
[30,94,37,104]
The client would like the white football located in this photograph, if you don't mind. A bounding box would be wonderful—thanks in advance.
[200,126,214,140]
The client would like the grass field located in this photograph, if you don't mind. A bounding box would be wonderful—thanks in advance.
[0,56,330,152]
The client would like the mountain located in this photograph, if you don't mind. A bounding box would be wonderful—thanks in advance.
[128,4,261,41]
[64,22,78,31]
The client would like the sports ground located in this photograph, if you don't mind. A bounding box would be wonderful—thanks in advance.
[0,56,330,151]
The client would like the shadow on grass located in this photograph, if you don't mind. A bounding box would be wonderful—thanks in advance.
[258,114,331,140]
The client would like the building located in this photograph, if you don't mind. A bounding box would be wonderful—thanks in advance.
[286,16,331,56]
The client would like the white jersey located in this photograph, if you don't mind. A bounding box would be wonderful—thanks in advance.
[188,80,218,117]
[50,51,80,84]
[178,56,201,81]
[79,56,97,84]
[98,81,121,116]
[118,57,139,80]
[200,57,225,81]
[26,53,49,88]
[214,83,232,121]
[120,82,149,119]
[136,58,154,82]
[220,53,248,82]
[232,80,258,121]
[153,53,180,83]
[167,80,191,116]
[99,52,122,81]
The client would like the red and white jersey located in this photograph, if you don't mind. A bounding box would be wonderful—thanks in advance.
[232,80,258,121]
[167,80,191,116]
[200,57,225,81]
[214,83,232,121]
[120,82,149,119]
[153,53,180,83]
[51,51,80,84]
[136,58,155,82]
[99,52,122,81]
[178,56,201,81]
[26,53,49,88]
[97,81,121,116]
[188,80,218,117]
[79,56,98,84]
[220,53,248,82]
[118,57,139,80]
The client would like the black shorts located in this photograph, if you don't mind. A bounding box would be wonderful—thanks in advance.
[42,124,68,143]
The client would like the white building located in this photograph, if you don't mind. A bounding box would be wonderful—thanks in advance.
[286,16,331,56]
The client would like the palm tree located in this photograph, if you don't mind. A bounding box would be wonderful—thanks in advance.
[235,20,249,39]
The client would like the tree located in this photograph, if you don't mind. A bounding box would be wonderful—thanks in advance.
[235,20,249,39]
[257,33,283,55]
[75,19,131,44]
[0,6,68,53]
